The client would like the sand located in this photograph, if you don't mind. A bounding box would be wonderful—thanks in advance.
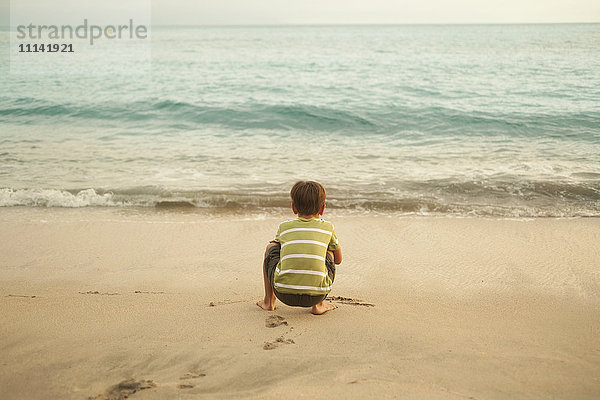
[0,207,599,399]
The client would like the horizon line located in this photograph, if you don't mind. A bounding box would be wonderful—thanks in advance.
[155,21,600,26]
[1,21,599,29]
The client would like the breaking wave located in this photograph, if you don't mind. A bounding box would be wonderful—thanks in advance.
[1,181,598,218]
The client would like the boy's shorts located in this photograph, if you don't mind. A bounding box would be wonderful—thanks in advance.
[264,242,335,308]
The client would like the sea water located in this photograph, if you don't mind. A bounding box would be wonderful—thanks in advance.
[0,24,599,216]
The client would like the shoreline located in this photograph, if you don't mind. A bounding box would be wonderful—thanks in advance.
[1,207,599,399]
[2,204,600,219]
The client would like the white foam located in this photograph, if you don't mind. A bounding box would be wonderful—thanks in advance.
[0,188,128,208]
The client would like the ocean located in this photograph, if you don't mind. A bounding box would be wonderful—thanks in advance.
[1,24,599,217]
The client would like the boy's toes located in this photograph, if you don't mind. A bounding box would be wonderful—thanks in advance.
[256,300,276,311]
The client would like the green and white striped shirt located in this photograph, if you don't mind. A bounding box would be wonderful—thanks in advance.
[273,217,340,296]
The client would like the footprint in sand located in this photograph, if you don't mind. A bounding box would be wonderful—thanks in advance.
[265,315,288,328]
[177,384,194,389]
[88,378,156,400]
[179,371,206,380]
[263,336,295,350]
[177,368,206,390]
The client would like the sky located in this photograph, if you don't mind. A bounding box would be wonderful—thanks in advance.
[1,0,600,26]
[152,0,600,25]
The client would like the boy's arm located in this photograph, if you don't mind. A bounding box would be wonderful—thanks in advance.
[332,247,342,265]
[328,224,342,264]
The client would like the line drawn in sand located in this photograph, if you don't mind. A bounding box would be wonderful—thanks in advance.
[329,296,375,307]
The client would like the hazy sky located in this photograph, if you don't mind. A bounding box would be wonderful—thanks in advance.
[152,0,600,25]
[2,0,600,25]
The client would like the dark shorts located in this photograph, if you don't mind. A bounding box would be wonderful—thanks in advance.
[264,242,335,308]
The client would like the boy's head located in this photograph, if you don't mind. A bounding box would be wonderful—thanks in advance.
[290,181,326,216]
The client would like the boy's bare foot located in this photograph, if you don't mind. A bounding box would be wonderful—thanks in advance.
[256,299,276,311]
[311,301,337,315]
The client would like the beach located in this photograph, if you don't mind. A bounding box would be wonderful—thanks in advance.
[1,207,598,399]
[1,23,599,399]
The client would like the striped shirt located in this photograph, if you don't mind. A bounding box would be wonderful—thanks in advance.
[273,217,340,296]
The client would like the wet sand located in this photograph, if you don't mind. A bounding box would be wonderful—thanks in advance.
[0,208,599,399]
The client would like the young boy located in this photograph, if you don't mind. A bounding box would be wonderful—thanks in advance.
[257,181,342,315]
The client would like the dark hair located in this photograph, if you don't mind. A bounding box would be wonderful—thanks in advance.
[290,181,327,216]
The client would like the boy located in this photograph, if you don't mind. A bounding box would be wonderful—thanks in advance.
[257,181,342,315]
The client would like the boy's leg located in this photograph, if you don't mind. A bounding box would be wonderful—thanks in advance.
[311,250,337,315]
[257,242,279,311]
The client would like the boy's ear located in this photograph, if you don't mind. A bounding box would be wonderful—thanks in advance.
[319,204,325,216]
[291,202,298,215]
